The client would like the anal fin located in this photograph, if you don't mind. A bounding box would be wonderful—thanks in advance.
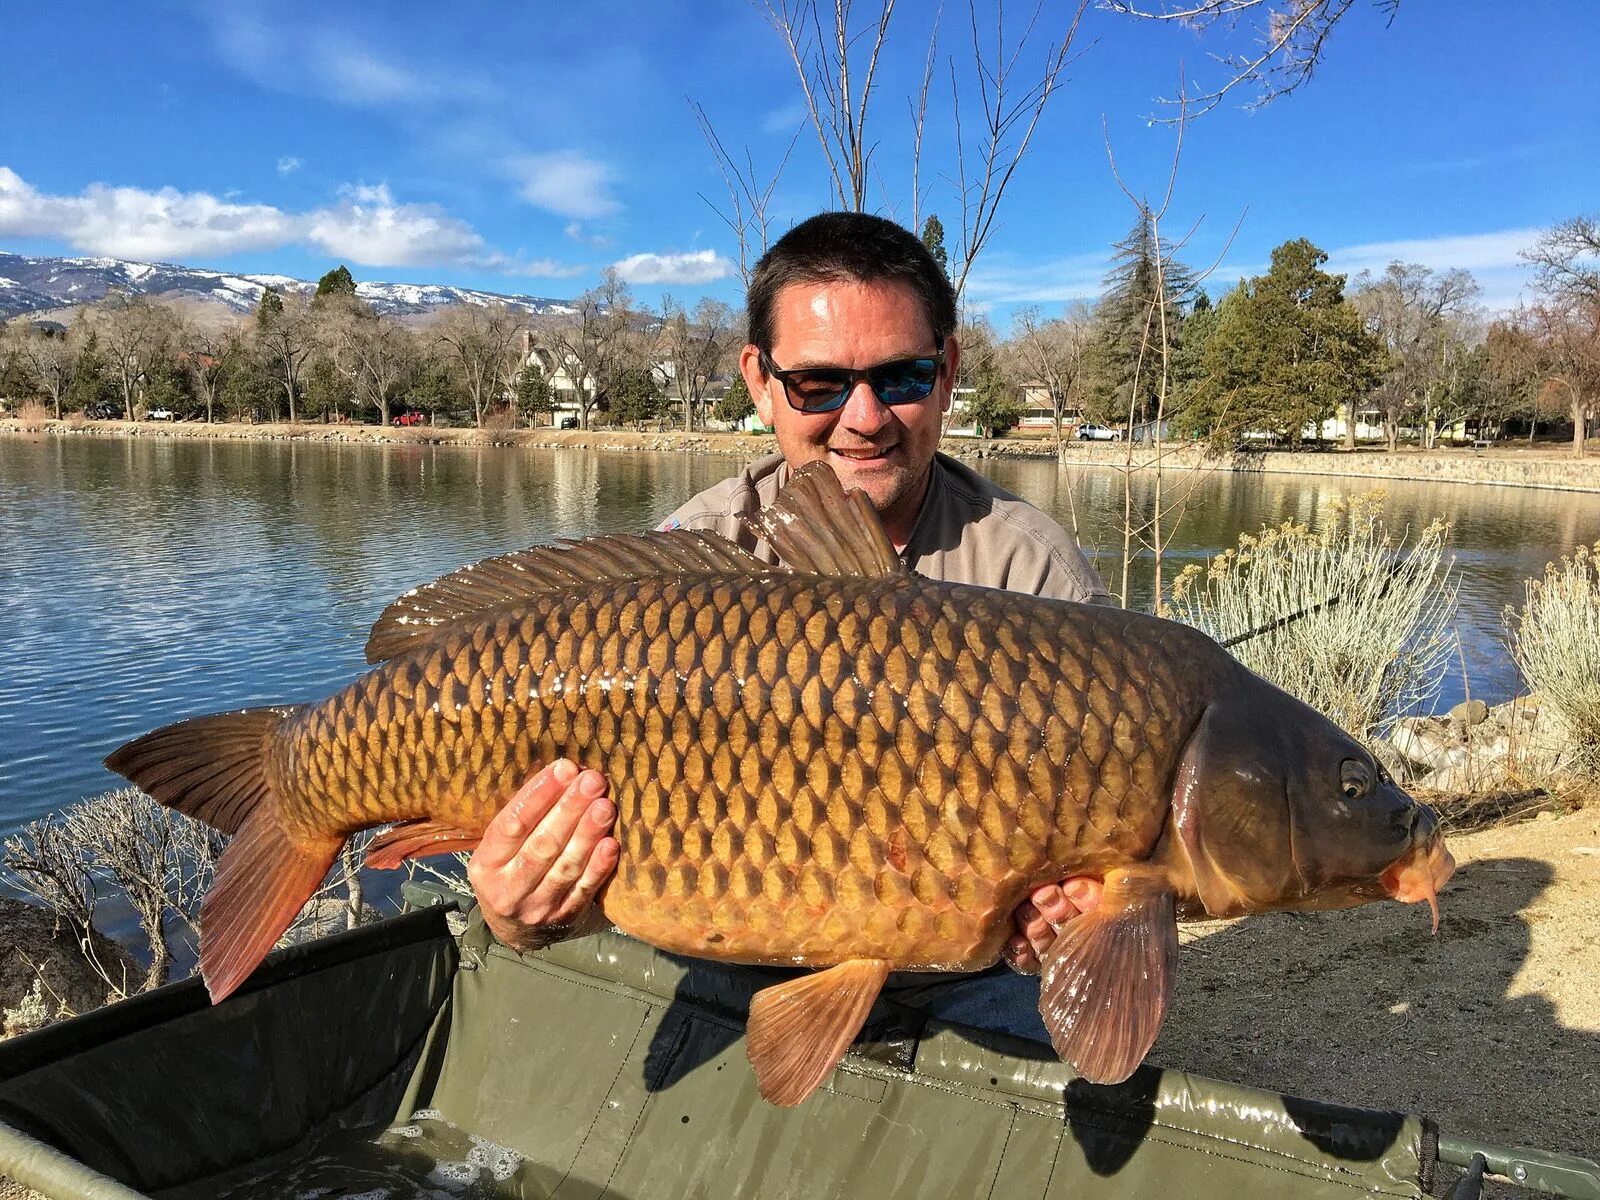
[365,818,484,869]
[746,958,892,1107]
[202,815,342,1004]
[1039,866,1178,1085]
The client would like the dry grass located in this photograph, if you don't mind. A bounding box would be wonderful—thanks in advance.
[1509,541,1600,777]
[15,400,47,432]
[1169,492,1458,741]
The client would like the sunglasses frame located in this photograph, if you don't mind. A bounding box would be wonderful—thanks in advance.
[758,339,947,414]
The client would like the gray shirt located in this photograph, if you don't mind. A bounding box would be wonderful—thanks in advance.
[658,452,1113,604]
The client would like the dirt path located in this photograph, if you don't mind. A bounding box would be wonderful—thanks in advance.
[1152,804,1599,1169]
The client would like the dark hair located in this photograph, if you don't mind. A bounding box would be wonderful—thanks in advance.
[746,212,956,354]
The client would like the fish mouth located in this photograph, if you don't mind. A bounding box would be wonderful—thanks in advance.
[1379,836,1457,934]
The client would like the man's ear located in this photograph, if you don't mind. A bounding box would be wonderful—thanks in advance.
[939,335,961,414]
[741,344,775,426]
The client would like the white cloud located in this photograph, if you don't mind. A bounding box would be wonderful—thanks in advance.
[612,249,734,286]
[0,166,296,260]
[305,183,486,266]
[564,221,613,249]
[0,165,545,275]
[507,152,620,219]
[760,102,808,135]
[276,156,302,175]
[1326,228,1544,279]
[206,9,464,108]
[961,252,1107,308]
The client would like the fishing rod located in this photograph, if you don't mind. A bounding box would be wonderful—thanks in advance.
[1218,559,1408,649]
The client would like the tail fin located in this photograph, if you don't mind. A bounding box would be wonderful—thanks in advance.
[106,708,341,1003]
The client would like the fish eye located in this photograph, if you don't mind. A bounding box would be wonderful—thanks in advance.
[1339,758,1371,801]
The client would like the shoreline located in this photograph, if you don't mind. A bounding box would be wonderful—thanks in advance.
[5,418,1599,493]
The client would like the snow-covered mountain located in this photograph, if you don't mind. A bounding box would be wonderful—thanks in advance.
[0,251,576,320]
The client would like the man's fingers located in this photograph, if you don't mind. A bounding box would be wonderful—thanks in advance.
[511,770,607,879]
[549,836,620,926]
[1060,877,1104,914]
[525,791,614,910]
[475,759,578,871]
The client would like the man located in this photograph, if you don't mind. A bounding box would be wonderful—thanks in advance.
[468,212,1107,1034]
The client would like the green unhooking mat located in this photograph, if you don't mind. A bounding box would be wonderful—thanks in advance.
[0,899,1550,1199]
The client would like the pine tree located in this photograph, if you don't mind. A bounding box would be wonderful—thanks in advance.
[256,285,284,328]
[1184,239,1386,446]
[314,265,357,303]
[1085,215,1195,425]
[713,374,755,427]
[920,215,949,277]
[516,363,552,425]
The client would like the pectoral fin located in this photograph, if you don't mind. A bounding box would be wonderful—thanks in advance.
[1038,866,1178,1085]
[746,958,892,1107]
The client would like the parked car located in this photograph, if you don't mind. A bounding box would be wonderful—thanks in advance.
[86,403,119,419]
[559,417,579,429]
[148,407,175,421]
[391,411,427,427]
[1075,423,1123,441]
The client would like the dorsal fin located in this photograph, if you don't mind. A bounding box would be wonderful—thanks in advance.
[363,530,775,663]
[741,461,905,578]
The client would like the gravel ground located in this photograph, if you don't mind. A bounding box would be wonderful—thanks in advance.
[1151,803,1599,1180]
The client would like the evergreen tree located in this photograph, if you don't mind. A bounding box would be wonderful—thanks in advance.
[140,355,191,414]
[713,374,755,427]
[920,215,949,277]
[962,355,1024,437]
[610,367,667,426]
[516,363,553,425]
[66,330,117,413]
[314,265,358,304]
[256,285,284,328]
[1183,239,1386,446]
[405,360,458,419]
[1085,215,1196,425]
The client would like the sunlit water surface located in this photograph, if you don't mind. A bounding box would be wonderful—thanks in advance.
[3,434,1596,843]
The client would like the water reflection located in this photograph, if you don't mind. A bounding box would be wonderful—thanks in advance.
[1,435,1595,836]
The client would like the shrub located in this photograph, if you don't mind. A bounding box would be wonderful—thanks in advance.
[17,399,48,431]
[1509,541,1600,777]
[1169,493,1458,740]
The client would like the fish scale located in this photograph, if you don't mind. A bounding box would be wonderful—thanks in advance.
[278,572,1195,969]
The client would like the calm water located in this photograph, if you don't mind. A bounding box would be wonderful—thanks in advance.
[3,434,1596,839]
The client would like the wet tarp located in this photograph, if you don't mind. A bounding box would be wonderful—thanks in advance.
[0,902,1443,1199]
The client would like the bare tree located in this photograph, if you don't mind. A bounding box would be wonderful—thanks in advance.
[661,296,738,431]
[1351,262,1480,450]
[1524,215,1600,306]
[256,292,316,423]
[435,303,525,428]
[1104,0,1398,118]
[324,301,417,427]
[690,102,801,289]
[1006,301,1093,446]
[1522,299,1600,459]
[751,0,1085,302]
[538,269,638,431]
[8,321,76,418]
[86,293,174,421]
[180,323,236,424]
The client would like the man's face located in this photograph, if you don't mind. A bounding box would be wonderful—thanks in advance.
[742,279,959,538]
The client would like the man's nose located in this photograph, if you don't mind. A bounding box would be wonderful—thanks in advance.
[838,378,891,432]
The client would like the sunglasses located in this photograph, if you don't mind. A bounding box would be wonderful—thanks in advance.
[759,341,946,414]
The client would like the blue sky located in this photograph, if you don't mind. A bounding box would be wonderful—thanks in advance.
[2,1,1594,323]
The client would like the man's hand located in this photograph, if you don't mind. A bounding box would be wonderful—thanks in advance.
[467,759,619,954]
[1000,877,1104,974]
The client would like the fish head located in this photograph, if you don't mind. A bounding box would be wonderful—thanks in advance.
[1169,682,1455,925]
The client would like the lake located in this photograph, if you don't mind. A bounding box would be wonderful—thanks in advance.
[3,434,1596,840]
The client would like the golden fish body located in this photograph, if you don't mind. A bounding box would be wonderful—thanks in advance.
[109,462,1452,1102]
[277,572,1200,970]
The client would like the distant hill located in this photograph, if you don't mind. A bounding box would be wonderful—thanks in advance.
[0,251,576,321]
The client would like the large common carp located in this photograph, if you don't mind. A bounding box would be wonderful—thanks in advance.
[108,463,1455,1106]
